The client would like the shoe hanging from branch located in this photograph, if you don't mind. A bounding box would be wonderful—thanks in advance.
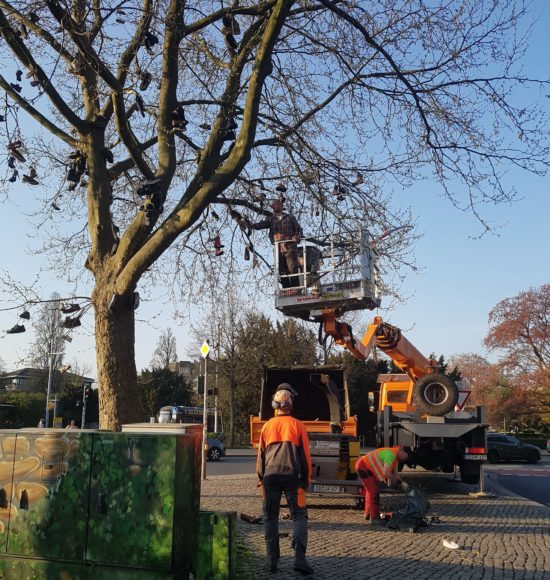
[5,324,26,334]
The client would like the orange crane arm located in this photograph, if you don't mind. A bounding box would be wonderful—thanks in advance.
[323,313,437,381]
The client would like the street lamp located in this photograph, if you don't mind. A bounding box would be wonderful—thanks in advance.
[81,384,92,429]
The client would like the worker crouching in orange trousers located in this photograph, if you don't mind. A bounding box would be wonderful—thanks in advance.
[256,383,314,575]
[355,446,411,525]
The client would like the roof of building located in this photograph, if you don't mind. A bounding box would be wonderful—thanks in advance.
[0,367,95,383]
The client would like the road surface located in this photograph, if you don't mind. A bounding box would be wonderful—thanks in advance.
[208,448,550,506]
[485,453,550,507]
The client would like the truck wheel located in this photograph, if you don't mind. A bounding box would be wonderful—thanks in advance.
[412,374,458,416]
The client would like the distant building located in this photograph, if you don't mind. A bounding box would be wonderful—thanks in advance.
[168,360,196,380]
[0,368,94,393]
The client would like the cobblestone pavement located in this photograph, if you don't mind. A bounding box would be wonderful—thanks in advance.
[200,472,550,580]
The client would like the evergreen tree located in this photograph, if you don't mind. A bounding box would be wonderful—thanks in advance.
[138,368,193,420]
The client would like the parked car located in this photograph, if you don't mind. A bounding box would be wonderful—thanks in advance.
[487,433,541,464]
[546,438,550,455]
[207,437,226,461]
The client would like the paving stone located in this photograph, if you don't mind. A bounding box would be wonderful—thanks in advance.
[200,472,550,579]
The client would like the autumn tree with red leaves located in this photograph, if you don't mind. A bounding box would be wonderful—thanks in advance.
[484,284,550,429]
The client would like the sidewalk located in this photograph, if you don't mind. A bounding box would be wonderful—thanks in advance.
[200,471,550,579]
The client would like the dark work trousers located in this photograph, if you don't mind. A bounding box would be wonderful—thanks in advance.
[356,464,381,519]
[262,474,308,559]
[279,249,300,288]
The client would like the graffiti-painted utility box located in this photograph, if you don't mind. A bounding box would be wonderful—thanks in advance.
[0,429,201,578]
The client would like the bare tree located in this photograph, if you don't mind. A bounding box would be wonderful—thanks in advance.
[0,1,548,428]
[25,292,68,391]
[190,284,243,446]
[150,327,178,369]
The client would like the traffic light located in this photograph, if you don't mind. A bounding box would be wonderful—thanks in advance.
[195,376,205,395]
[84,386,91,399]
[194,376,218,396]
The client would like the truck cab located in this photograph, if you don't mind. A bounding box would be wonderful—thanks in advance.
[375,374,416,414]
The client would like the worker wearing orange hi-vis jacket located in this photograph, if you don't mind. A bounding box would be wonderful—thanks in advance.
[355,446,411,525]
[257,384,313,575]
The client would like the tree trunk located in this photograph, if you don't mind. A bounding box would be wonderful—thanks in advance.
[94,285,141,430]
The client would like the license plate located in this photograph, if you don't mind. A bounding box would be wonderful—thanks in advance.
[312,484,341,494]
[464,454,487,460]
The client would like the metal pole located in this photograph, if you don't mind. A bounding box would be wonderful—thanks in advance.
[81,385,87,429]
[214,352,219,433]
[201,356,208,481]
[45,353,54,428]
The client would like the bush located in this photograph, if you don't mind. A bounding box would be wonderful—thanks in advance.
[0,392,46,428]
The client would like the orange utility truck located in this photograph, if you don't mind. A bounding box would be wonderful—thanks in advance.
[251,230,486,502]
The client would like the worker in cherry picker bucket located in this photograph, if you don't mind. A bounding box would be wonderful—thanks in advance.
[247,198,303,289]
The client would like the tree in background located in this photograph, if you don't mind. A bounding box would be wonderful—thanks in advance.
[1,1,548,429]
[433,354,462,382]
[484,284,550,430]
[25,292,68,393]
[192,301,319,445]
[150,328,178,369]
[189,285,243,445]
[448,353,497,408]
[230,313,319,436]
[448,352,520,429]
[0,391,45,428]
[138,367,193,420]
[271,318,320,368]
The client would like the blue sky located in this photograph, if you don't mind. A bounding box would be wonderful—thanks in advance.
[1,3,549,376]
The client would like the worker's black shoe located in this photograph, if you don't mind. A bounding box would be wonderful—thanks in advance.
[369,517,386,527]
[266,557,278,573]
[294,559,314,575]
[294,545,314,575]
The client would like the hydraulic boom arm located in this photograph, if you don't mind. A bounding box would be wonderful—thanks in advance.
[323,313,437,381]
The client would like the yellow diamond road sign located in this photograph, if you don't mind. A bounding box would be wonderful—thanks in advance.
[201,341,210,359]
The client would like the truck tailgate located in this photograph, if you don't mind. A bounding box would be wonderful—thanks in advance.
[250,416,357,446]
